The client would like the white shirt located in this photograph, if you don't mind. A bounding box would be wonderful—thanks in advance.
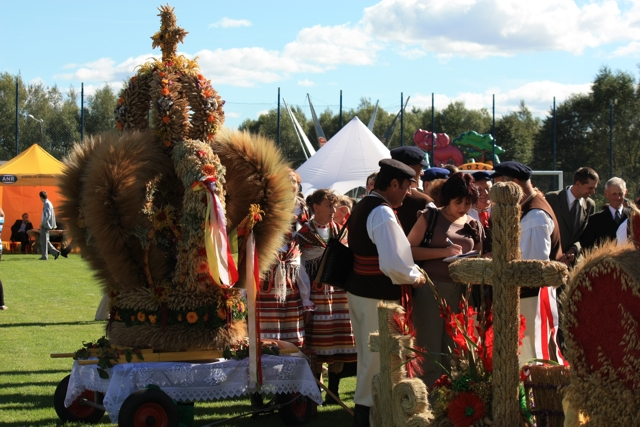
[616,219,628,246]
[608,205,623,220]
[566,186,584,211]
[366,203,421,284]
[520,209,555,260]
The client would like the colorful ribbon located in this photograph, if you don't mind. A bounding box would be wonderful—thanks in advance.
[535,286,567,365]
[192,177,239,288]
[246,230,262,387]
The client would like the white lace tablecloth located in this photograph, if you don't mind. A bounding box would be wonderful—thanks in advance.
[65,355,322,423]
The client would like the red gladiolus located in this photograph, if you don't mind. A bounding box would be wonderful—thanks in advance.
[447,392,485,427]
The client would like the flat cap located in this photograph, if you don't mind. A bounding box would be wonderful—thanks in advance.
[421,167,450,182]
[390,146,429,167]
[491,161,532,181]
[379,159,417,182]
[471,171,492,181]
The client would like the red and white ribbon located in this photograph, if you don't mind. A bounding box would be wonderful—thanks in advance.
[246,230,262,388]
[535,286,567,365]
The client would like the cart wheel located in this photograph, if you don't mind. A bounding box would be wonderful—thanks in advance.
[118,388,179,427]
[53,374,106,424]
[277,393,312,426]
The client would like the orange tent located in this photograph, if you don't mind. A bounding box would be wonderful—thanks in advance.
[0,144,65,249]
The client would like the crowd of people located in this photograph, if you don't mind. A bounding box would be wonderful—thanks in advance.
[256,147,635,427]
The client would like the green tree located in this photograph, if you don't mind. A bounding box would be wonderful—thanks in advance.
[84,84,117,136]
[435,101,492,139]
[494,101,540,165]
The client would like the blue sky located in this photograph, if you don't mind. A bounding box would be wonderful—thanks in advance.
[2,0,639,129]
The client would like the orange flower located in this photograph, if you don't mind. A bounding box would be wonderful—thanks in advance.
[137,312,146,322]
[204,90,213,98]
[116,122,123,130]
[177,314,182,322]
[207,114,215,123]
[161,79,169,85]
[163,140,172,147]
[186,312,198,324]
[207,133,214,141]
[162,116,170,124]
[115,312,122,321]
[117,97,124,105]
[130,315,135,322]
[202,164,216,176]
[148,314,157,324]
[217,308,226,319]
[197,73,204,80]
[203,313,209,321]
[130,76,137,82]
[161,87,170,96]
[158,71,166,77]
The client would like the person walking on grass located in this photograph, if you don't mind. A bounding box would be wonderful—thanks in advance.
[39,191,60,260]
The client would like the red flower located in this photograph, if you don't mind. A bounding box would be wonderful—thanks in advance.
[447,392,486,427]
[196,150,207,158]
[198,248,207,256]
[518,313,526,348]
[433,374,451,388]
[162,116,170,124]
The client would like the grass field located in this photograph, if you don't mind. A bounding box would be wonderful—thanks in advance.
[0,253,355,426]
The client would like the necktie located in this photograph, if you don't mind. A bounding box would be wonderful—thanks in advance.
[570,200,580,230]
[615,210,621,225]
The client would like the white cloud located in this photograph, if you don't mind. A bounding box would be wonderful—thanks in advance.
[226,111,241,118]
[361,0,640,58]
[256,110,270,117]
[611,41,640,57]
[62,63,77,70]
[298,79,315,87]
[398,48,427,59]
[209,17,252,29]
[284,24,381,66]
[410,80,592,117]
[54,54,159,84]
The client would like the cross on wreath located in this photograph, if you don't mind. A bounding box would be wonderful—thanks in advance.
[447,182,569,427]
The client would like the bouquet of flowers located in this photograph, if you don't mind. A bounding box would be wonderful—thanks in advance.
[411,277,528,427]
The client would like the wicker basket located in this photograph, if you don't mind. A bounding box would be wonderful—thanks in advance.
[523,365,570,427]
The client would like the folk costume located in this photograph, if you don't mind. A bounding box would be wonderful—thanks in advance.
[297,220,357,363]
[257,197,311,347]
[346,193,422,412]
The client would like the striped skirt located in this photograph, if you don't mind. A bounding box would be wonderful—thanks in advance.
[257,283,305,348]
[305,284,357,364]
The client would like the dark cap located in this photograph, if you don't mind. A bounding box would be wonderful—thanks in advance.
[390,146,429,167]
[491,161,532,181]
[421,167,450,182]
[471,171,492,181]
[379,159,418,183]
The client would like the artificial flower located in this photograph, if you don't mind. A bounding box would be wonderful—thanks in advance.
[207,114,215,123]
[217,308,226,320]
[202,164,216,176]
[161,87,170,96]
[186,312,198,324]
[203,313,209,322]
[447,392,485,427]
[148,314,157,324]
[137,312,146,322]
[162,116,170,124]
[164,140,171,147]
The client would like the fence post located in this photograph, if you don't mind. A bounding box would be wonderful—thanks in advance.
[15,80,19,156]
[81,83,85,142]
[277,87,281,147]
[400,92,404,146]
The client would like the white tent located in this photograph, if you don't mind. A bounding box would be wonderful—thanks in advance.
[297,116,390,195]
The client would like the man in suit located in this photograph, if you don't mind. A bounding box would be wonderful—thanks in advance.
[390,146,435,235]
[39,190,60,260]
[545,167,599,266]
[580,177,630,250]
[10,213,34,253]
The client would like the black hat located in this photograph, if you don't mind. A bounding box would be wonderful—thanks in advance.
[491,161,532,181]
[390,146,429,167]
[379,159,417,183]
[421,167,450,182]
[471,171,492,181]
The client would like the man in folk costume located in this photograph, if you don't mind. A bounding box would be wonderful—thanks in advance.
[390,146,434,235]
[346,159,427,427]
[491,161,566,365]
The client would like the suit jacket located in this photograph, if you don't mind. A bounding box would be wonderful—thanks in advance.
[545,188,596,253]
[10,219,33,240]
[580,205,630,250]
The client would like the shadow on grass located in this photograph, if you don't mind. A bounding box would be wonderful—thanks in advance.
[0,418,63,427]
[0,321,98,328]
[0,369,71,375]
[0,392,53,410]
[0,381,60,389]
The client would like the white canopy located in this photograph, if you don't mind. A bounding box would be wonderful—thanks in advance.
[297,116,390,195]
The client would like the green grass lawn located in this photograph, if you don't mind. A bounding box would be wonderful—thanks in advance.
[0,254,355,426]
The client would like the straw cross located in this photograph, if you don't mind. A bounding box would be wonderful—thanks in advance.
[448,182,568,426]
[151,5,188,62]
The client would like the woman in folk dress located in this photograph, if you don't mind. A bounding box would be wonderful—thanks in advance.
[297,189,356,404]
